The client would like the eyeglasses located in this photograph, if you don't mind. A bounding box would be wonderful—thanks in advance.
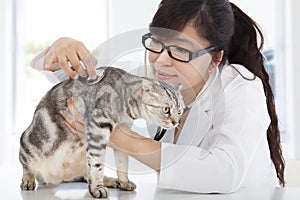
[142,33,215,63]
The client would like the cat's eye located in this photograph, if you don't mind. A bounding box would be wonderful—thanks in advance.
[162,107,170,114]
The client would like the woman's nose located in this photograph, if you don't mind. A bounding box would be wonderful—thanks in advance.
[156,49,172,66]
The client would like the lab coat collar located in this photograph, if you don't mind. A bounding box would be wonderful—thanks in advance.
[186,64,222,112]
[175,65,223,146]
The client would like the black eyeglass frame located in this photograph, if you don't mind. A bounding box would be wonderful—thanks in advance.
[142,33,216,63]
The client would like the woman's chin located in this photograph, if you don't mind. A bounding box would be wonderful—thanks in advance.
[156,76,178,83]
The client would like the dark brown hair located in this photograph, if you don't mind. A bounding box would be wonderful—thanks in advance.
[150,0,285,186]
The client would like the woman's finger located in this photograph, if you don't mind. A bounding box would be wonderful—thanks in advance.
[67,98,83,122]
[44,55,58,71]
[57,55,78,79]
[71,98,85,122]
[60,110,86,136]
[67,98,76,117]
[65,98,86,131]
[64,121,85,137]
[45,63,61,71]
[67,53,87,77]
[60,110,85,127]
[78,47,97,79]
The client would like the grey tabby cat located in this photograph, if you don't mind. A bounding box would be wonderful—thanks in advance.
[19,66,184,198]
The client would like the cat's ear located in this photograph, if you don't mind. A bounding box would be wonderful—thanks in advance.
[142,79,153,92]
[142,79,160,97]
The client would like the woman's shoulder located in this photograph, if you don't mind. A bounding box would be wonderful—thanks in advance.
[220,63,264,92]
[218,63,267,108]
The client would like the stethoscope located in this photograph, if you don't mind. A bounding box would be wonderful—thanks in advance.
[153,106,190,141]
[154,126,167,141]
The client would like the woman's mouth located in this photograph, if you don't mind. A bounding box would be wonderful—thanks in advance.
[156,71,177,81]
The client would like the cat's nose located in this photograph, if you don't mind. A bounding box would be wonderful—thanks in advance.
[171,120,179,127]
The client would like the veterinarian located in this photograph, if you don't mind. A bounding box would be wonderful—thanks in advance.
[31,0,285,193]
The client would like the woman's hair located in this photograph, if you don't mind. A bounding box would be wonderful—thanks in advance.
[151,0,285,186]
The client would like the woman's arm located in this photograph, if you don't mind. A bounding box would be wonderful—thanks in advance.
[109,125,162,172]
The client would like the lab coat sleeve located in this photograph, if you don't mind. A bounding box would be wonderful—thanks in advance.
[158,79,271,193]
[30,46,69,84]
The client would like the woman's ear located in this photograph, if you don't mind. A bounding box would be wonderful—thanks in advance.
[209,50,224,71]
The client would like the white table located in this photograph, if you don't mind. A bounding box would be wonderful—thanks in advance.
[1,164,300,200]
[16,182,300,200]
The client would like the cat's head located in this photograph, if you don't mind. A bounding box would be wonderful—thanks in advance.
[140,79,185,129]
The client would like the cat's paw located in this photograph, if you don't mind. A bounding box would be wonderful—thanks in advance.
[20,178,36,190]
[89,185,109,198]
[103,176,119,188]
[118,180,137,191]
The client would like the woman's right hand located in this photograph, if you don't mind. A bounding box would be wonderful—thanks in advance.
[44,37,98,80]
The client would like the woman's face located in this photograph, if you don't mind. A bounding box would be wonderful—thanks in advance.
[149,25,214,103]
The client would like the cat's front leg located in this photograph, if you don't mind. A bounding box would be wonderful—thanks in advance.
[114,150,136,191]
[87,153,108,198]
[86,126,110,198]
[20,167,36,190]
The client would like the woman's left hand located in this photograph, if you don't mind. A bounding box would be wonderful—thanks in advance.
[60,97,86,137]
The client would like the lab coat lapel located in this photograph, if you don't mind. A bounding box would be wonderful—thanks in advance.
[176,67,222,146]
[175,101,212,146]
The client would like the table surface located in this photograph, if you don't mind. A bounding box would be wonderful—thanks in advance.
[1,164,300,200]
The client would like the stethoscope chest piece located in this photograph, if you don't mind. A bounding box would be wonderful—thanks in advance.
[86,68,105,86]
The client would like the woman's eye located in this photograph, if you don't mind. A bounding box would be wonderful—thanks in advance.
[162,107,170,114]
[175,46,189,53]
[151,38,162,46]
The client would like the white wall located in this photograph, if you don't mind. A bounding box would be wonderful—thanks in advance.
[230,0,276,48]
[0,0,13,164]
[108,0,161,37]
[285,0,300,159]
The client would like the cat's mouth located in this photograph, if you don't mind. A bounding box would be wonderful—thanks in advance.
[160,120,179,129]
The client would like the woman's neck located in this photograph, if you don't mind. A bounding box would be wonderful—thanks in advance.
[181,82,205,106]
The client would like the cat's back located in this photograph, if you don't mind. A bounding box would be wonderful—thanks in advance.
[96,66,137,86]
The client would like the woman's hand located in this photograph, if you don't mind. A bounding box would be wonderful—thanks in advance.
[44,37,98,80]
[60,97,86,137]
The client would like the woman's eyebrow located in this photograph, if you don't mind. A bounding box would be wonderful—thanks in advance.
[173,38,196,48]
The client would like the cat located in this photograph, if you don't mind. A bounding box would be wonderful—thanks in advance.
[19,66,184,198]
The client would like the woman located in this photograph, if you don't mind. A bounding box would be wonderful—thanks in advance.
[31,0,285,193]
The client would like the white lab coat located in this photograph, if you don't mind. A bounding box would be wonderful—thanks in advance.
[31,49,278,193]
